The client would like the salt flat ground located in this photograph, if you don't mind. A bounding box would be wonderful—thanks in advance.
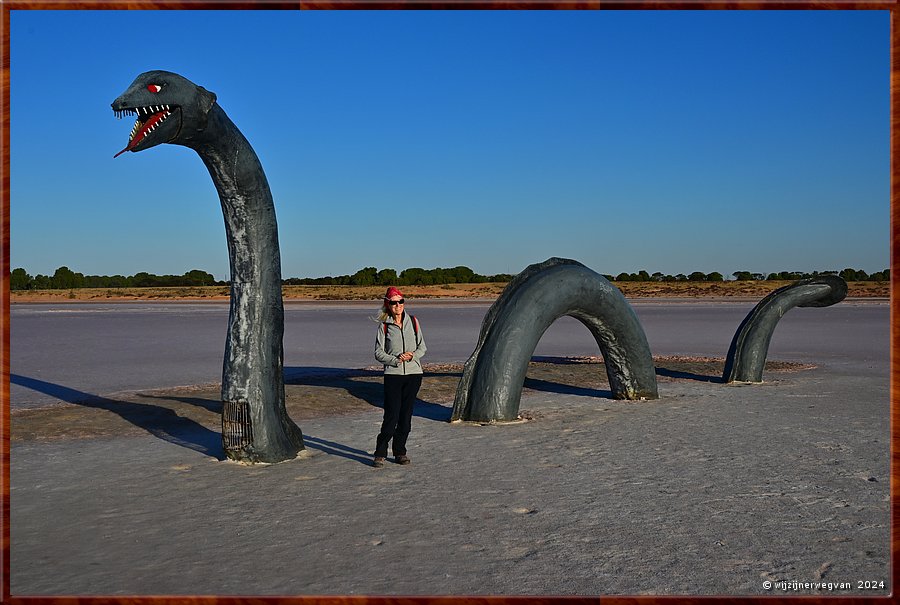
[9,301,890,595]
[9,299,886,408]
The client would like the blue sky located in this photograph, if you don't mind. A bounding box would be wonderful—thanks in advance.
[9,9,889,281]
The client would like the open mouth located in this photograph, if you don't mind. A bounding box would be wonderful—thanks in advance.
[113,105,178,158]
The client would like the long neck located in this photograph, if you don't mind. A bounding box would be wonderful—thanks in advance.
[185,105,282,291]
[163,99,301,462]
[181,104,284,410]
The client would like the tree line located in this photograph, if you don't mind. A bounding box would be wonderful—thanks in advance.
[10,266,219,290]
[9,265,889,291]
[610,268,889,283]
[8,265,513,290]
[282,266,515,287]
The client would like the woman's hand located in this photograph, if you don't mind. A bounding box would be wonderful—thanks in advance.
[398,352,414,362]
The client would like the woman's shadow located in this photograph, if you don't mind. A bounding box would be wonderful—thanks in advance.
[10,375,225,459]
[301,435,373,465]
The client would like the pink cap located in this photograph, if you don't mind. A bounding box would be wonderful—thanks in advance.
[384,286,403,300]
[384,286,404,300]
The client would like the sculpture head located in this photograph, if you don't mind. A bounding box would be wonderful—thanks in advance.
[111,70,217,157]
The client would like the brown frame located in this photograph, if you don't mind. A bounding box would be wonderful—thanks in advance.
[1,2,895,604]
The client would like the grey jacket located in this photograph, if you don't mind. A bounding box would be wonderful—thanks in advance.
[375,312,427,375]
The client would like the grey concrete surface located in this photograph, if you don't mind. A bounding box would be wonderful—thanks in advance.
[9,300,890,595]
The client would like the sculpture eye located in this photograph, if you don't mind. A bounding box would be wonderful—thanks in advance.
[147,84,162,93]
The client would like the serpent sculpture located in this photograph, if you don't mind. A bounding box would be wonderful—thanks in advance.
[452,259,847,423]
[107,74,846,446]
[451,258,658,423]
[723,275,847,383]
[111,71,304,463]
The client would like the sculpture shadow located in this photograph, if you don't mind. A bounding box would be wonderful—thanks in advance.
[136,393,223,413]
[523,357,613,398]
[654,367,724,383]
[10,375,225,460]
[283,366,452,422]
[522,377,613,399]
[412,398,453,422]
[284,366,382,406]
[519,355,726,396]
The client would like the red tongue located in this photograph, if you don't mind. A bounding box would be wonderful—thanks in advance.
[113,111,165,158]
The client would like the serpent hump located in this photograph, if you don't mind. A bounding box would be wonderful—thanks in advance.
[723,275,848,383]
[451,258,657,423]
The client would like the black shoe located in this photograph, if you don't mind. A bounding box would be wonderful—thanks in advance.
[395,455,411,465]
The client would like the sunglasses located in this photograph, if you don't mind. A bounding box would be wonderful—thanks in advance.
[387,299,405,306]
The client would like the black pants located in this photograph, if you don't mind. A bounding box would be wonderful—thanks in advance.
[375,374,423,457]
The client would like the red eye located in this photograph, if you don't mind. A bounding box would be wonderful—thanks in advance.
[147,84,162,93]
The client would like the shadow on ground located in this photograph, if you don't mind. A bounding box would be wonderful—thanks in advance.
[654,367,723,383]
[11,358,809,443]
[10,375,224,458]
[302,435,373,465]
[284,366,453,422]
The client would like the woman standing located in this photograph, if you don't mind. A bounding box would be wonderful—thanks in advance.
[373,286,427,468]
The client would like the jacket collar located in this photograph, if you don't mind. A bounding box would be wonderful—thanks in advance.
[384,311,406,326]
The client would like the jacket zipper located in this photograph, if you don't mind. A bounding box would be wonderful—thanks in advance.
[400,316,407,375]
